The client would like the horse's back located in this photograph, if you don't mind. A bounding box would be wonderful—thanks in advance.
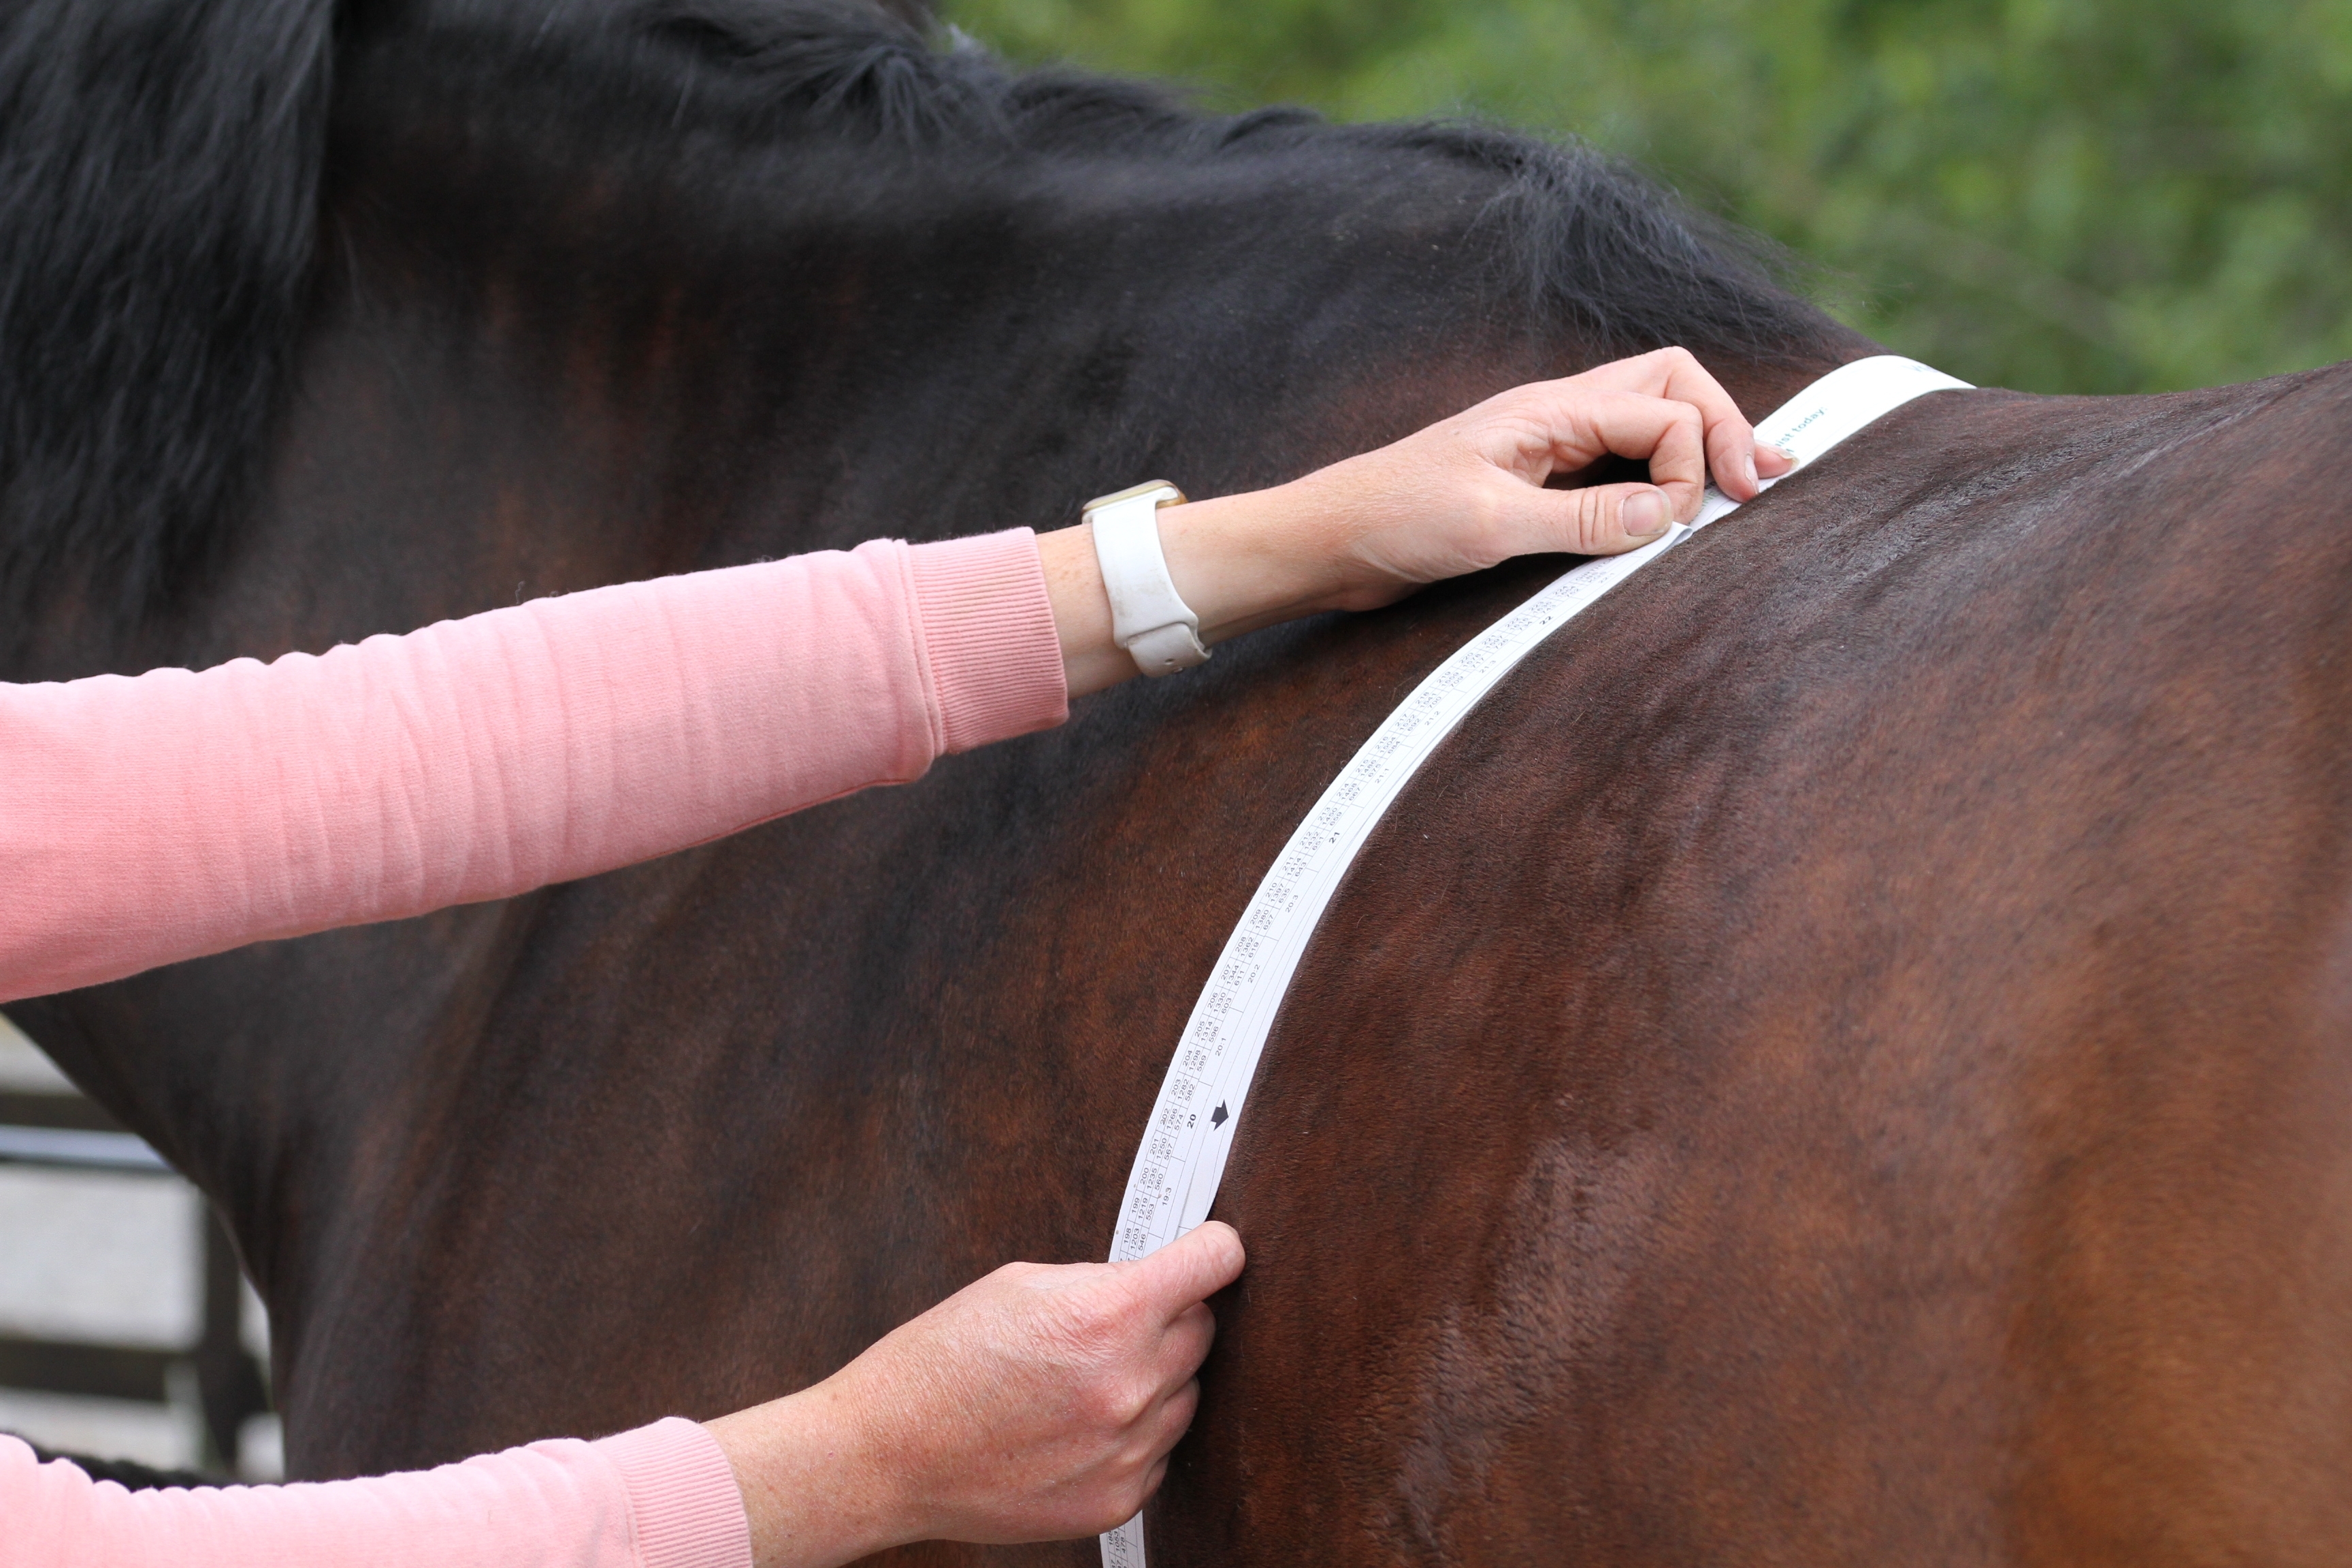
[1182,370,2352,1565]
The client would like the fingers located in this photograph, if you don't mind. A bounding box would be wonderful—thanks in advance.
[1548,389,1710,520]
[1150,1379,1200,1446]
[1563,345,1769,501]
[1152,1382,1204,1448]
[1122,1382,1198,1514]
[1132,1454,1173,1516]
[1122,1221,1245,1324]
[1538,481,1681,556]
[1156,1300,1216,1392]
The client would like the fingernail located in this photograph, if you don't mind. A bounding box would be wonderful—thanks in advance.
[1760,444,1797,471]
[1622,490,1669,538]
[1743,451,1759,490]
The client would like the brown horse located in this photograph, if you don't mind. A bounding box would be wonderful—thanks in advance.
[5,1,2347,1563]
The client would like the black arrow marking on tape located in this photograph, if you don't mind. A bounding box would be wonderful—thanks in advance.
[1210,1102,1229,1129]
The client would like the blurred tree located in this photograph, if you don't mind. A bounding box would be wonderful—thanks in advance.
[939,0,2352,393]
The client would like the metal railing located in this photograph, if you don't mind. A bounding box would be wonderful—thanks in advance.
[0,1083,272,1474]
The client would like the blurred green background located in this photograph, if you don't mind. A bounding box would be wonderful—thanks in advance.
[938,0,2352,395]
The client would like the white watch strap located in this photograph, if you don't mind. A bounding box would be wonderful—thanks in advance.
[1085,481,1209,677]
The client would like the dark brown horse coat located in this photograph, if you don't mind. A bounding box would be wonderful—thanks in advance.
[4,3,2347,1563]
[1196,377,2352,1564]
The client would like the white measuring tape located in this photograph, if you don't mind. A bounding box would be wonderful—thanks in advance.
[1096,355,1968,1568]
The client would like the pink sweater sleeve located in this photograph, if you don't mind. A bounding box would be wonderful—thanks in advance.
[0,530,1065,1002]
[0,1420,749,1568]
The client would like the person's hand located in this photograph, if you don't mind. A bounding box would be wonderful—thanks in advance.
[706,1221,1245,1568]
[1041,346,1793,694]
[1247,345,1792,604]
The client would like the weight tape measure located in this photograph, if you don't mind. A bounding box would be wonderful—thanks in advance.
[1099,355,1969,1568]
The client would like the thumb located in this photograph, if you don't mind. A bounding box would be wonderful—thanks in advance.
[1122,1222,1246,1321]
[1541,482,1676,557]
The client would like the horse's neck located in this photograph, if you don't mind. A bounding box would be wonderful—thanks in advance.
[26,98,1838,1153]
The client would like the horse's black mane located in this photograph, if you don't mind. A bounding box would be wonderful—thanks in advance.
[0,0,333,627]
[0,0,1835,630]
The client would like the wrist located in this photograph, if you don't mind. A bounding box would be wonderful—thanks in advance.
[1156,477,1350,642]
[1036,469,1382,699]
[706,1381,907,1568]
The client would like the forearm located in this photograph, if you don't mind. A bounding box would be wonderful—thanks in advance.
[704,1388,898,1568]
[1038,349,1785,698]
[1,1422,749,1568]
[0,533,1062,1001]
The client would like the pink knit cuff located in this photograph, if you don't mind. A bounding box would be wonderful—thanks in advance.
[593,1418,753,1568]
[906,530,1068,754]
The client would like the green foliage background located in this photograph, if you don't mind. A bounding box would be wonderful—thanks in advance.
[937,0,2352,395]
